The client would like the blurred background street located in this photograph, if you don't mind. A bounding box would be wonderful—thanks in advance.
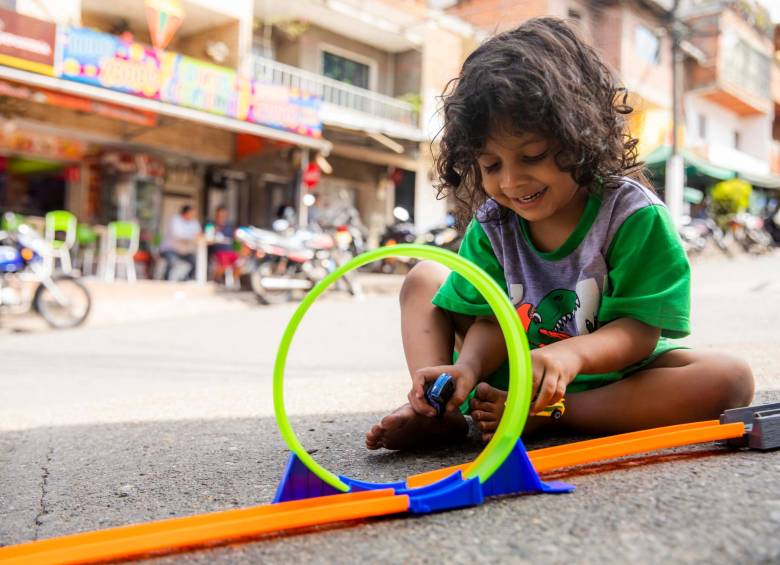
[2,0,780,563]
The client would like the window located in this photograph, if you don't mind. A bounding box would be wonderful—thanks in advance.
[635,24,660,65]
[322,50,371,90]
[734,130,741,150]
[698,114,707,139]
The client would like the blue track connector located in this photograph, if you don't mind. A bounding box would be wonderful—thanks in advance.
[273,453,342,503]
[481,440,575,497]
[274,438,574,510]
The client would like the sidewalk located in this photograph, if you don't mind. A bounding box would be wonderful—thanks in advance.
[2,273,405,332]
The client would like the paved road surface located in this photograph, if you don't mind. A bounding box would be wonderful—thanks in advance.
[1,253,779,564]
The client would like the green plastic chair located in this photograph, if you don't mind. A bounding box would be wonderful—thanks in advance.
[76,224,98,276]
[44,210,77,274]
[1,213,25,232]
[105,221,140,282]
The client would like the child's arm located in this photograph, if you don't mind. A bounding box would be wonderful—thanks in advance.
[529,318,660,413]
[409,315,507,416]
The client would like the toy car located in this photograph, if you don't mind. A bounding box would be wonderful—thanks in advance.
[536,398,566,419]
[424,373,455,417]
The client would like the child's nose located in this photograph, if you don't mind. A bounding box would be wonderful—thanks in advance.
[499,164,529,190]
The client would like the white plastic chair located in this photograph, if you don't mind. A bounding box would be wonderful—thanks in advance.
[104,221,140,282]
[44,210,77,274]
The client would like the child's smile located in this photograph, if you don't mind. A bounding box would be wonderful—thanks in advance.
[478,128,587,250]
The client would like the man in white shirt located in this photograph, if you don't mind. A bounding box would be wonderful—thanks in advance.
[160,205,201,280]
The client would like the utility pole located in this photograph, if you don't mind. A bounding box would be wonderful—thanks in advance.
[666,0,685,227]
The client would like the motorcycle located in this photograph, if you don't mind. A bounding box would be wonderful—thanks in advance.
[236,221,360,305]
[374,207,418,274]
[728,212,773,254]
[419,213,462,252]
[765,205,780,246]
[0,216,91,328]
[678,216,732,257]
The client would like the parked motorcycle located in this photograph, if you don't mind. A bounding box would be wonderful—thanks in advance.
[374,207,418,274]
[678,216,731,257]
[765,205,780,246]
[235,222,360,305]
[728,212,773,254]
[0,215,91,328]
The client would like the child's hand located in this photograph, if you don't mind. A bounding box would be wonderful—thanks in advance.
[529,346,581,415]
[408,363,479,417]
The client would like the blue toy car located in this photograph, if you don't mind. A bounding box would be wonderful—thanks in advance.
[424,373,455,417]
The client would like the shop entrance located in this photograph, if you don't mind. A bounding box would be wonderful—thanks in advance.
[0,156,67,217]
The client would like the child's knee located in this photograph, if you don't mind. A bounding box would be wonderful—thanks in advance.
[713,355,754,409]
[399,261,449,305]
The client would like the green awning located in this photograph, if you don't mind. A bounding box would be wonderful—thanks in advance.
[684,187,704,204]
[642,145,736,181]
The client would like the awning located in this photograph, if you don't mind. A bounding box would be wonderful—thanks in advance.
[0,65,332,154]
[736,170,780,190]
[643,145,736,181]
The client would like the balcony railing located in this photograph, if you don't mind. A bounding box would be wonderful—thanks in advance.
[253,56,418,127]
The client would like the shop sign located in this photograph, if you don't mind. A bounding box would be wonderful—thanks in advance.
[58,26,323,138]
[0,127,86,161]
[0,8,56,76]
[250,83,322,138]
[0,79,157,127]
[61,27,161,98]
[159,53,245,118]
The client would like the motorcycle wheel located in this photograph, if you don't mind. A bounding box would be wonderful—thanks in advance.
[250,261,292,305]
[33,276,91,329]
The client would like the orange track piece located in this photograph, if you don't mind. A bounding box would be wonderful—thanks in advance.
[0,489,408,565]
[406,420,744,488]
[531,421,744,473]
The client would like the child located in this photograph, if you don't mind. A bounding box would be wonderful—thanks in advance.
[366,17,753,451]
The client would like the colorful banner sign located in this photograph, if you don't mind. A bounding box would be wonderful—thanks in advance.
[0,126,86,161]
[0,8,56,76]
[0,79,157,127]
[59,26,322,138]
[61,27,161,98]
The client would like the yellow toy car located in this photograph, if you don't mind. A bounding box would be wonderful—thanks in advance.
[536,398,566,420]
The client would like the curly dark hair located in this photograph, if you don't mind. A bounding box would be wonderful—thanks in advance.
[434,17,647,225]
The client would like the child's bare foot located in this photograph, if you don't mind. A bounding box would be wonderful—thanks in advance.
[470,383,507,442]
[365,403,468,450]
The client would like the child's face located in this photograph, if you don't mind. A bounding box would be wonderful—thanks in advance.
[477,128,581,223]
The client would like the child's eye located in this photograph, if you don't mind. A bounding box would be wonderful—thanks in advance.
[523,150,548,163]
[482,162,500,174]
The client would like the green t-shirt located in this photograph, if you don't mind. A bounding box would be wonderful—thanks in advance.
[433,178,691,392]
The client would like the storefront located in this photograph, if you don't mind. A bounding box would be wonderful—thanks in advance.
[0,14,329,248]
[0,124,84,216]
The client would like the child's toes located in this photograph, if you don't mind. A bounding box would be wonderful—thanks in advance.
[475,382,505,404]
[365,424,384,450]
[471,409,496,423]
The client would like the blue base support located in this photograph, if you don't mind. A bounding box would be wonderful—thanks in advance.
[481,439,575,497]
[273,453,342,503]
[273,438,574,511]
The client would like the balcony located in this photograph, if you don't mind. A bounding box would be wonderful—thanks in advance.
[253,56,423,141]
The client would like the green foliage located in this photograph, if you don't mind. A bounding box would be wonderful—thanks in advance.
[397,92,422,114]
[710,178,753,216]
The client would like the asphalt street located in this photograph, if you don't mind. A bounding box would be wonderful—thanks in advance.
[1,252,779,564]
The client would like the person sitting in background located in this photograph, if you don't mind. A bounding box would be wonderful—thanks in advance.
[160,205,201,281]
[206,205,240,284]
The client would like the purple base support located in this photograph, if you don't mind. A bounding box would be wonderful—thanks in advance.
[272,438,574,510]
[272,453,342,503]
[481,439,575,497]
